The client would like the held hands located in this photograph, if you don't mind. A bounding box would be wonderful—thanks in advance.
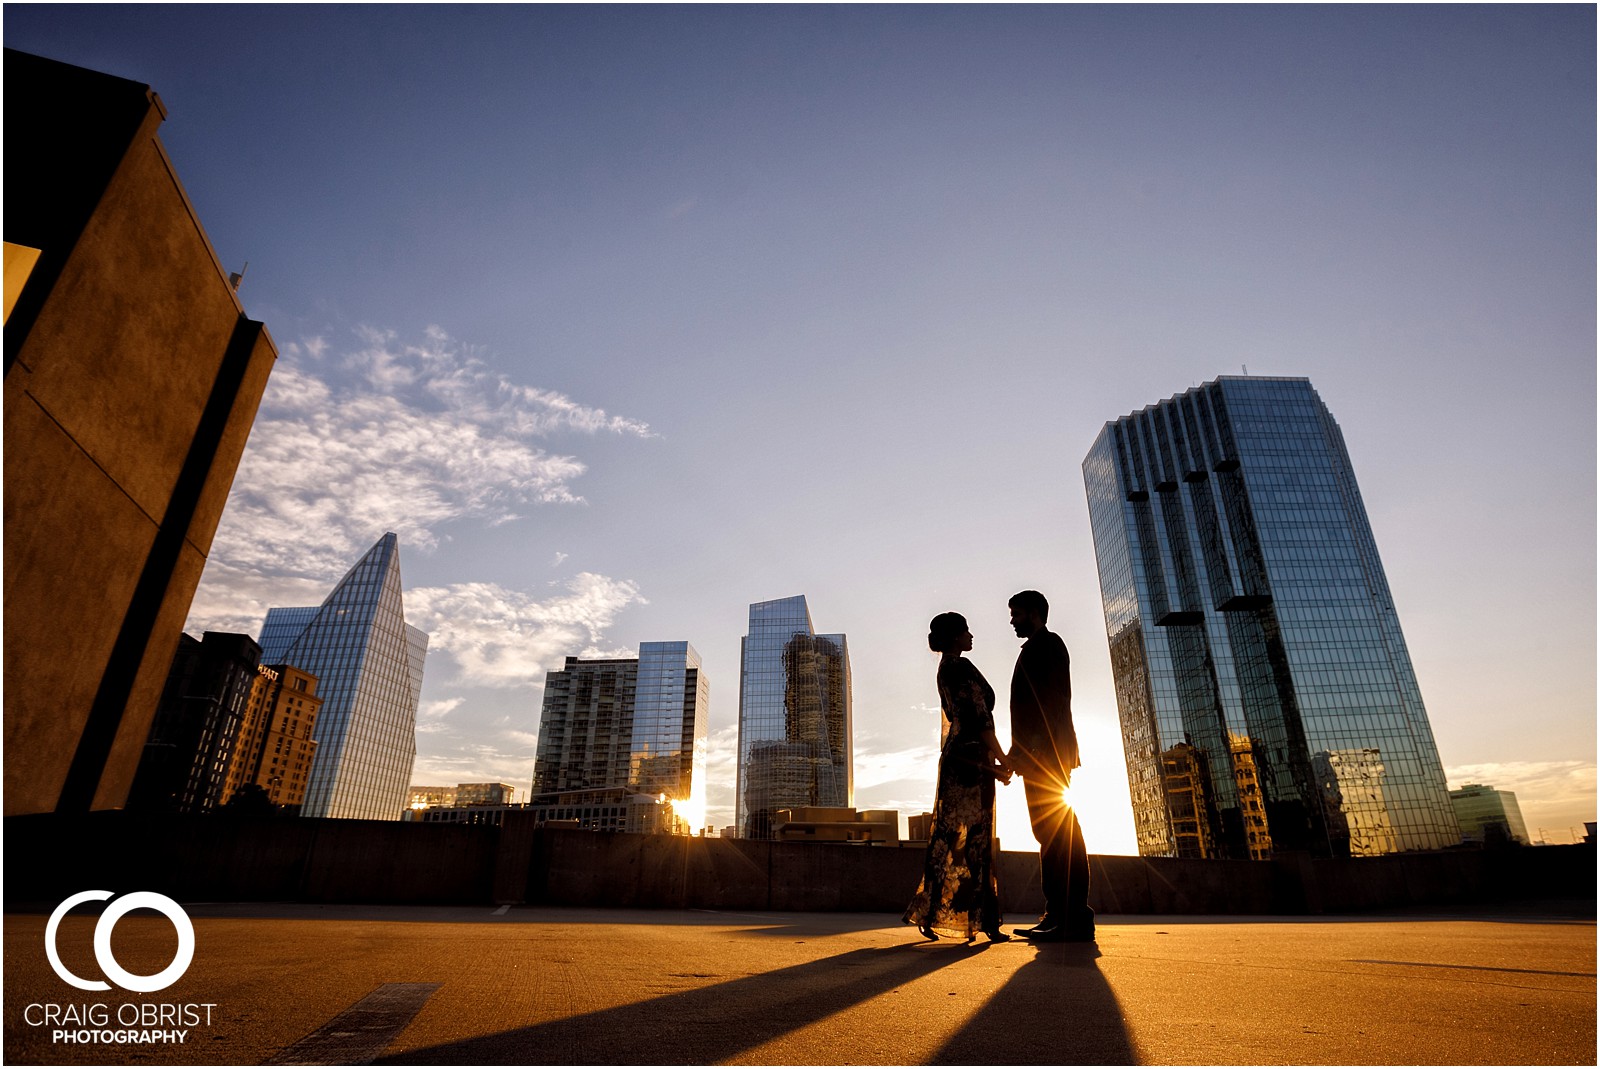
[991,753,1014,786]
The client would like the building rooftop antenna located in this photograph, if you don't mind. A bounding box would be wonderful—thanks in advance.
[229,261,249,291]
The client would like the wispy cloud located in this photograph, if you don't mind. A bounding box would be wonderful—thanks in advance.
[405,575,646,689]
[409,736,544,793]
[853,743,940,792]
[185,564,334,636]
[703,724,740,832]
[185,323,656,789]
[420,698,464,721]
[1444,759,1595,836]
[203,325,649,584]
[192,320,652,599]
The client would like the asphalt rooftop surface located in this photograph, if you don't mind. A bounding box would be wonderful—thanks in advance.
[4,900,1594,1065]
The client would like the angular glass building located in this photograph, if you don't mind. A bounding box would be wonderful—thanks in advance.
[736,596,852,839]
[1082,377,1459,858]
[258,532,428,821]
[531,641,709,834]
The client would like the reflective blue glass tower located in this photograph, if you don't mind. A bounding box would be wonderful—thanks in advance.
[1083,377,1459,858]
[631,641,710,805]
[736,596,852,839]
[259,533,428,821]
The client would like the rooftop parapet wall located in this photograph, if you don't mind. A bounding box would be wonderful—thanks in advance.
[3,812,1591,915]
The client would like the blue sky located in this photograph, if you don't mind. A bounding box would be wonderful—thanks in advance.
[9,4,1593,849]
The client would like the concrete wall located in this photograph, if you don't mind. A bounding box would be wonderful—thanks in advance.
[6,812,1592,916]
[5,813,495,906]
[3,50,277,815]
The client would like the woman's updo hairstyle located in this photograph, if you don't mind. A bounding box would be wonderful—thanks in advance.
[928,612,968,654]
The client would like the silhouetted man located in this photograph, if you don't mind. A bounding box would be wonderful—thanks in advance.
[1007,589,1093,942]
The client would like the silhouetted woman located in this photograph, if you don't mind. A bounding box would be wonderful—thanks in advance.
[904,612,1012,942]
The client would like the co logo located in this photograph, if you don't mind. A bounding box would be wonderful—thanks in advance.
[45,891,195,993]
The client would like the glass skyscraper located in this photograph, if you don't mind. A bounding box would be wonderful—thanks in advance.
[632,641,710,804]
[531,641,709,834]
[258,532,428,821]
[1083,376,1459,859]
[736,596,852,839]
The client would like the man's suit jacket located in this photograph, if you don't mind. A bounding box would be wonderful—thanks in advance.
[1010,628,1079,781]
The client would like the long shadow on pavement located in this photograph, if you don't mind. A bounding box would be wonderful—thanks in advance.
[931,941,1137,1065]
[378,940,1005,1065]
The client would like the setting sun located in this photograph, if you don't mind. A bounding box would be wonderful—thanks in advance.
[995,706,1138,856]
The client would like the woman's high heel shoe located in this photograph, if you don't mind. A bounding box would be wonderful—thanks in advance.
[984,927,1011,943]
[918,924,939,941]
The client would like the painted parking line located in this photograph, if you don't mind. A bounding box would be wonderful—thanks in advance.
[266,982,441,1065]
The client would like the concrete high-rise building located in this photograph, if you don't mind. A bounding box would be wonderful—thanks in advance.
[1449,784,1530,846]
[4,50,277,815]
[127,632,263,814]
[736,596,852,840]
[532,641,709,834]
[258,533,428,821]
[534,657,638,795]
[1083,376,1459,858]
[222,662,323,810]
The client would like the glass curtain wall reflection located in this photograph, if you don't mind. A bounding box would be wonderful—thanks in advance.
[736,595,852,839]
[258,532,428,821]
[631,641,709,806]
[1082,377,1459,859]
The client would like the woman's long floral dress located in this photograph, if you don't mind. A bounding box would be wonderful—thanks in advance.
[903,654,1002,939]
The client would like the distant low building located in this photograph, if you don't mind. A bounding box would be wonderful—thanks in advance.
[457,782,517,806]
[408,804,516,827]
[1449,784,1530,846]
[408,786,458,810]
[526,787,680,834]
[407,785,680,831]
[772,806,898,844]
[907,812,934,842]
[407,782,516,811]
